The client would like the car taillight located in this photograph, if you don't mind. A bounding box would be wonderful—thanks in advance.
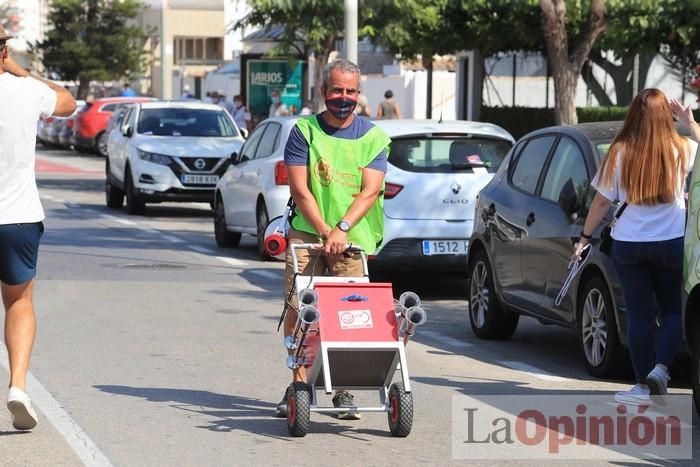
[384,182,403,199]
[45,117,54,124]
[275,161,289,185]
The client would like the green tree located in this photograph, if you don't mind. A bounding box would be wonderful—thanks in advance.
[235,0,345,112]
[658,0,700,100]
[34,0,148,98]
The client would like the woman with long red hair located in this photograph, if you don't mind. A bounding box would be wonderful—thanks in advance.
[575,88,698,405]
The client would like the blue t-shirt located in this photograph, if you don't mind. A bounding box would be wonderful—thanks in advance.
[284,114,387,172]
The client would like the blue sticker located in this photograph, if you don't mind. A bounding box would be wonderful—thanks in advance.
[341,294,368,302]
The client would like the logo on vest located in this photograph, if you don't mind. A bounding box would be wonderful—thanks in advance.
[314,158,335,186]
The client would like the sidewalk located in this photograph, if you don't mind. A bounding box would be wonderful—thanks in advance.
[0,365,85,467]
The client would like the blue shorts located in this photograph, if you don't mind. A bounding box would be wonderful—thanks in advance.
[0,222,44,285]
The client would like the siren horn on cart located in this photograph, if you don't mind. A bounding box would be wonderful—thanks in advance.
[402,306,428,344]
[298,288,318,306]
[399,291,421,310]
[285,304,321,369]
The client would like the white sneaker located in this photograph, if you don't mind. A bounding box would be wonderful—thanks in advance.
[646,366,670,395]
[7,387,38,430]
[614,384,652,406]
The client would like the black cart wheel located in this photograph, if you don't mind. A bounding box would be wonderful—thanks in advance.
[287,382,311,437]
[387,383,413,437]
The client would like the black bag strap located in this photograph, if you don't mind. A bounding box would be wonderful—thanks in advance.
[614,202,628,219]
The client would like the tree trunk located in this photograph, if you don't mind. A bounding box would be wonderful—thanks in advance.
[423,55,433,119]
[312,33,338,113]
[581,60,613,106]
[78,74,91,99]
[590,51,654,105]
[540,0,607,125]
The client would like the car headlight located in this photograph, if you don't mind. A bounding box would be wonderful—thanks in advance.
[137,149,171,166]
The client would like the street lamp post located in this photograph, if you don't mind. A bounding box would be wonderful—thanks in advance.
[344,0,358,65]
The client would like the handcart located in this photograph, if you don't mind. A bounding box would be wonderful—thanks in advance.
[282,243,427,437]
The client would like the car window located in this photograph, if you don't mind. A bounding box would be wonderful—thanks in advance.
[240,123,266,162]
[510,135,556,194]
[254,122,282,159]
[137,108,238,137]
[101,103,118,112]
[388,137,511,174]
[541,137,590,205]
[120,108,133,132]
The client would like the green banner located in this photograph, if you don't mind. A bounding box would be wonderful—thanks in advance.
[247,59,304,125]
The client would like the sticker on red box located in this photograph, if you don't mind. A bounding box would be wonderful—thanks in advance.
[338,310,374,329]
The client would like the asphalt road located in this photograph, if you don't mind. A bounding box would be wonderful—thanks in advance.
[0,146,697,466]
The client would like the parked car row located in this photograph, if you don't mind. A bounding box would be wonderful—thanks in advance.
[93,104,698,409]
[37,96,154,155]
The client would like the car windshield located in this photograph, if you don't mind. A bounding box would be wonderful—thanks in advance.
[388,136,511,174]
[137,108,239,137]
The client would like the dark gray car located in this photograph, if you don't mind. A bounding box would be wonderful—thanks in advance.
[467,122,630,378]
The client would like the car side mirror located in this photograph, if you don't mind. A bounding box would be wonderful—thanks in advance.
[558,179,580,219]
[240,128,249,139]
[122,125,133,137]
[230,152,240,164]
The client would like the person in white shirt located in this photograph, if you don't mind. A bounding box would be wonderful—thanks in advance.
[0,27,76,430]
[231,95,251,132]
[268,89,289,117]
[574,88,698,406]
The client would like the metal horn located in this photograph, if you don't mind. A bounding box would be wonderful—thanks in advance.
[402,306,427,344]
[298,288,318,306]
[399,291,421,310]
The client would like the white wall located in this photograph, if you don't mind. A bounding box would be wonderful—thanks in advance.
[361,70,456,120]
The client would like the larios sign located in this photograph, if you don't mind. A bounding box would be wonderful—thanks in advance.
[451,395,692,460]
[250,72,284,86]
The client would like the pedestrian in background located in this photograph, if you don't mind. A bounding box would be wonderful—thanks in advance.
[376,89,400,119]
[356,94,371,117]
[120,82,136,97]
[231,94,251,132]
[268,89,289,117]
[0,26,76,430]
[181,84,193,99]
[214,90,234,114]
[574,88,698,405]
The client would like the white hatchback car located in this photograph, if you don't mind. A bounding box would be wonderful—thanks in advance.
[106,101,245,214]
[214,116,298,257]
[214,118,514,269]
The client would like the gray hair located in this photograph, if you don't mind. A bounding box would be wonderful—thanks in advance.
[322,59,360,89]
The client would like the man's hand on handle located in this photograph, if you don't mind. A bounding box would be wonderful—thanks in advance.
[324,228,348,257]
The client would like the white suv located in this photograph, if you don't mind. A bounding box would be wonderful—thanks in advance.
[105,101,245,214]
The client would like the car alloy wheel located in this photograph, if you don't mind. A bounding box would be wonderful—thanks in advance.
[256,203,271,260]
[581,288,608,368]
[97,132,109,157]
[576,275,628,378]
[467,250,518,340]
[470,261,489,328]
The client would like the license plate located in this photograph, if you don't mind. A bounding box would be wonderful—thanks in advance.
[181,174,219,185]
[422,240,469,255]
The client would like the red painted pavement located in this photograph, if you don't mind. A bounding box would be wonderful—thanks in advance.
[35,157,102,175]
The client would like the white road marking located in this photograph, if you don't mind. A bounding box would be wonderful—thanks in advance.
[53,198,66,204]
[100,214,136,226]
[162,235,185,243]
[42,194,55,200]
[215,256,247,267]
[188,245,214,254]
[0,344,113,467]
[499,360,572,382]
[421,330,474,348]
[249,270,280,280]
[65,202,80,208]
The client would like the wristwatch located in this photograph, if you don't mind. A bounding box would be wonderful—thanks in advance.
[337,220,351,232]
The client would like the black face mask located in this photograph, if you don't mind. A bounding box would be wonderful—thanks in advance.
[325,97,357,120]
